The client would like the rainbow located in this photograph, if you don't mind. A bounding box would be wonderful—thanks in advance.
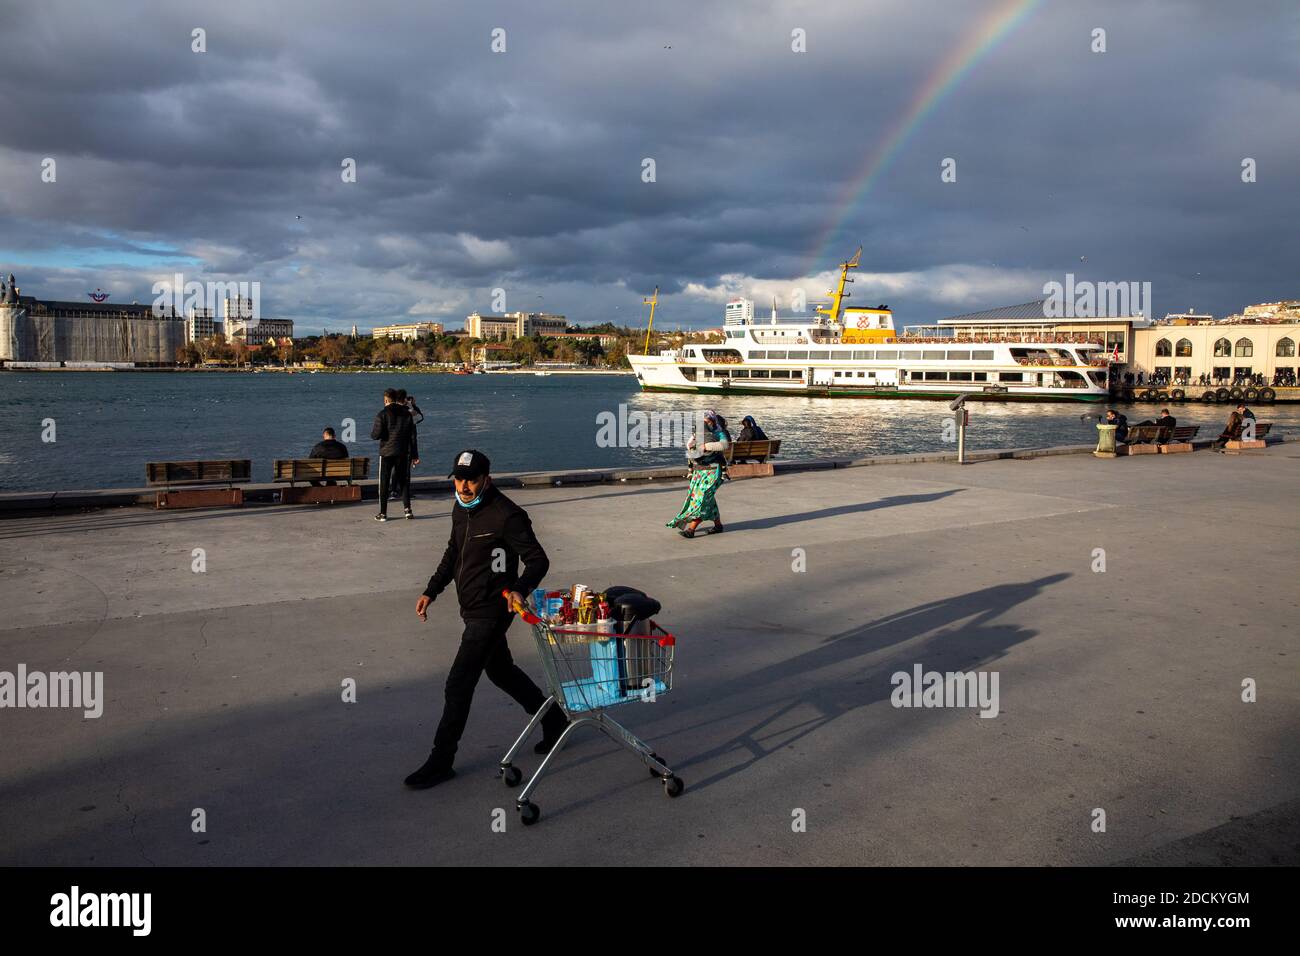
[805,0,1044,274]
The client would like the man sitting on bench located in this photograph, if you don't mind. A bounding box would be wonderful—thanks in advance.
[308,427,349,485]
[1133,408,1176,442]
[1105,408,1129,444]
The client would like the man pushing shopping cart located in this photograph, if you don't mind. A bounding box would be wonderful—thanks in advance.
[407,449,569,790]
[407,448,685,825]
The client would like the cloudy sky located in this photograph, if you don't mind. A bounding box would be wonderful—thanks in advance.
[0,0,1296,333]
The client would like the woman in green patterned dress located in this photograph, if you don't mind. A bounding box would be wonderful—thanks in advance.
[667,410,730,538]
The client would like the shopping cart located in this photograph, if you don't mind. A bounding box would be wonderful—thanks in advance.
[499,591,684,826]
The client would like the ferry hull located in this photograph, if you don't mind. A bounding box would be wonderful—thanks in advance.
[637,382,1108,402]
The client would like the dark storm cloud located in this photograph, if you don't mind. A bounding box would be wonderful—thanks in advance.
[0,0,1295,332]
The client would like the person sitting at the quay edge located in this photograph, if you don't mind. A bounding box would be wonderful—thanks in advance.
[1105,408,1129,444]
[308,426,349,486]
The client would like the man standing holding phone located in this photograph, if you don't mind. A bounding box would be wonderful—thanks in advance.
[405,449,568,789]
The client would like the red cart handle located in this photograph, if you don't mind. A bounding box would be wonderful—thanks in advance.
[502,590,542,624]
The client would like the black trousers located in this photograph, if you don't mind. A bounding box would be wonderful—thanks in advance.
[432,615,559,760]
[390,454,408,498]
[378,455,410,513]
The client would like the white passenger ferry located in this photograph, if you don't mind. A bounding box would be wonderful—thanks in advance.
[628,250,1113,403]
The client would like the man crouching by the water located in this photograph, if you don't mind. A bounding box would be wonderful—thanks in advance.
[406,449,568,789]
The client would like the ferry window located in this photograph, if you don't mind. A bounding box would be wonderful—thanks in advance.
[1213,337,1232,357]
[1233,366,1251,378]
[1155,338,1172,357]
[1234,338,1253,357]
[924,371,947,381]
[999,372,1023,382]
[732,370,749,377]
[767,350,787,359]
[787,350,808,359]
[1155,366,1170,379]
[946,350,971,360]
[971,350,994,360]
[950,371,973,381]
[1106,332,1125,353]
[898,350,920,359]
[972,372,988,381]
[875,350,897,360]
[857,371,866,378]
[910,371,924,381]
[770,370,791,378]
[1174,366,1191,379]
[1175,338,1192,357]
[1212,366,1230,379]
[867,371,876,378]
[751,369,769,378]
[808,350,829,359]
[923,350,945,360]
[1276,337,1295,357]
[748,351,766,359]
[852,350,874,360]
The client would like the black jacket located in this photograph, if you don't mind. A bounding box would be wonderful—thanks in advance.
[308,438,350,460]
[370,403,418,459]
[737,424,767,442]
[1108,413,1128,441]
[423,484,549,620]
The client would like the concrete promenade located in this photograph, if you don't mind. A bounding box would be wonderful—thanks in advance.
[0,447,1296,865]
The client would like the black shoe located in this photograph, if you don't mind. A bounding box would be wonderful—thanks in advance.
[404,752,456,789]
[404,509,414,520]
[534,736,562,756]
[375,513,387,521]
[677,528,695,539]
[533,714,569,755]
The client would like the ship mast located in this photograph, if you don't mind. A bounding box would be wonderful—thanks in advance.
[641,286,659,355]
[815,246,862,327]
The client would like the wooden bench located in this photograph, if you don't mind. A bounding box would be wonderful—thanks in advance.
[1119,424,1171,455]
[1225,422,1272,453]
[1158,425,1201,454]
[145,459,251,509]
[272,457,370,503]
[725,439,782,479]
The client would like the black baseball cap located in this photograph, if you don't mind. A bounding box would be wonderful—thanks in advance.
[448,449,490,479]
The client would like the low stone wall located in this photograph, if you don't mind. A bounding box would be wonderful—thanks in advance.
[0,443,1106,516]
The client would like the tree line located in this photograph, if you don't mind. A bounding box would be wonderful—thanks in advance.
[174,325,662,368]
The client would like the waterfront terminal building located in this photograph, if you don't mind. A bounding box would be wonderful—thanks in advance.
[0,274,185,367]
[1127,302,1300,385]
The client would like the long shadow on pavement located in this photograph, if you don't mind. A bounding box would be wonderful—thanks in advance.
[721,489,963,532]
[665,573,1068,792]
